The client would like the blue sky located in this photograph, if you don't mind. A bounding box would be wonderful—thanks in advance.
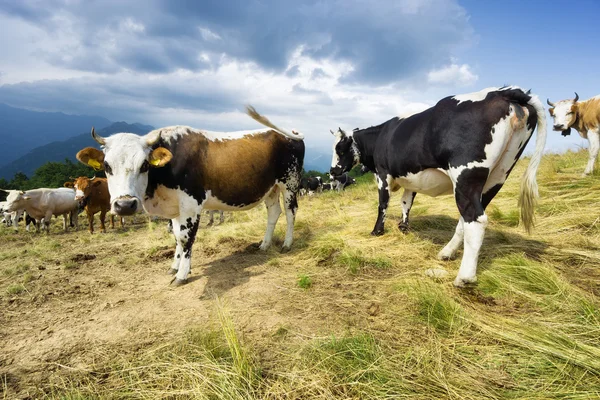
[0,0,598,152]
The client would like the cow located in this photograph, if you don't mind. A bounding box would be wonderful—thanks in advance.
[322,182,332,191]
[331,172,356,191]
[330,86,547,287]
[547,93,600,176]
[75,106,305,285]
[64,176,123,234]
[300,176,323,195]
[3,188,80,233]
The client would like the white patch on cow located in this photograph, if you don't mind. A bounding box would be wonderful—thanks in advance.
[143,186,184,218]
[330,128,361,170]
[452,86,518,105]
[158,125,271,145]
[75,189,85,199]
[393,169,453,197]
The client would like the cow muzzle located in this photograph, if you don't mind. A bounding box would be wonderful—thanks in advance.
[113,196,139,216]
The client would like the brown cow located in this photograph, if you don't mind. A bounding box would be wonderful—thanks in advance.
[64,177,123,233]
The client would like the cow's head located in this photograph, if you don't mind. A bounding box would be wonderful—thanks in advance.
[330,128,358,177]
[4,190,29,212]
[66,176,103,206]
[547,93,579,136]
[76,128,173,216]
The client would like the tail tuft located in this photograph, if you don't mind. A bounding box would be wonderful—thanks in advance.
[245,105,304,141]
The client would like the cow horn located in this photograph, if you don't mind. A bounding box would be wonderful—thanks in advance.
[90,175,96,181]
[547,98,555,107]
[146,130,161,146]
[91,127,106,145]
[573,92,579,102]
[330,129,335,135]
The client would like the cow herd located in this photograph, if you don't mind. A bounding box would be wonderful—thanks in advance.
[1,87,599,287]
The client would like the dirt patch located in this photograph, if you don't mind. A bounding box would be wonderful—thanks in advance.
[71,253,96,262]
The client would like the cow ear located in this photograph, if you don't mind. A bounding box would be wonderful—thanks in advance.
[92,180,103,187]
[77,147,105,171]
[64,182,74,188]
[149,147,172,167]
[548,108,554,116]
[23,196,31,201]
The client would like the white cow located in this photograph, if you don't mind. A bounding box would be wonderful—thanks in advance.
[4,188,80,233]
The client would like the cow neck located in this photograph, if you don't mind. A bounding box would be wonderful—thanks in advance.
[352,123,385,171]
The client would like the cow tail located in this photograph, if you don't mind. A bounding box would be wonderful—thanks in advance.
[245,105,305,141]
[518,94,547,234]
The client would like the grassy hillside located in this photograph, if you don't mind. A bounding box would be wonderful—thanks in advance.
[1,150,599,399]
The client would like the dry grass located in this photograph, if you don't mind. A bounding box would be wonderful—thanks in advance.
[1,149,600,399]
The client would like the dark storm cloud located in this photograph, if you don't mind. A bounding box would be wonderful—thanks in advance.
[0,0,473,84]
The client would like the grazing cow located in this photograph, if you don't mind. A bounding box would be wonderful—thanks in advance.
[322,183,332,191]
[331,172,356,191]
[76,106,304,285]
[547,93,600,176]
[3,188,80,232]
[330,86,547,287]
[64,176,123,233]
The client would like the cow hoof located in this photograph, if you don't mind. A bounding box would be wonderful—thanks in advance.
[453,276,477,288]
[437,249,456,261]
[370,230,384,237]
[281,245,291,253]
[170,278,187,286]
[398,222,409,233]
[167,268,178,275]
[259,242,270,251]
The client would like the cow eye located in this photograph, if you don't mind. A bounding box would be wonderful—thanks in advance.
[103,161,113,175]
[140,160,150,173]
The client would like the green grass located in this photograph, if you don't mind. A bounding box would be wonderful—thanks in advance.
[297,273,312,289]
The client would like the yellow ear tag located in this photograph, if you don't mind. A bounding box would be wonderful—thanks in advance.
[149,158,161,167]
[88,159,102,170]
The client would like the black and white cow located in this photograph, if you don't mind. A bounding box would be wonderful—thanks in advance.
[300,176,323,195]
[330,86,547,287]
[330,172,356,191]
[76,106,305,285]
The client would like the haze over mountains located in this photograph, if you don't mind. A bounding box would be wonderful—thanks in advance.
[0,104,331,180]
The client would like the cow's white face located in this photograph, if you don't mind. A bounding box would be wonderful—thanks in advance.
[549,100,577,132]
[4,190,28,212]
[76,132,172,216]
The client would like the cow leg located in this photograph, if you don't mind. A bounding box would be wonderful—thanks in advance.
[451,167,489,287]
[109,213,115,229]
[120,216,125,228]
[219,211,224,224]
[282,189,298,251]
[71,211,79,231]
[171,212,201,285]
[260,187,282,251]
[372,173,391,236]
[584,130,600,176]
[398,189,416,233]
[207,210,214,226]
[438,217,464,260]
[100,211,108,233]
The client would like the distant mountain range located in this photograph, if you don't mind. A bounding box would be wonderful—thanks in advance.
[0,122,154,179]
[0,103,332,179]
[0,103,112,165]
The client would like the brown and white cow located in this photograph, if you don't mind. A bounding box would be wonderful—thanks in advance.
[548,93,600,176]
[75,106,305,285]
[64,176,123,233]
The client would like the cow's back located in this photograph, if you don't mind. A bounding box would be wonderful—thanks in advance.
[29,188,78,218]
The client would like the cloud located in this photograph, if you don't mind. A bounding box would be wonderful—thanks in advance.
[427,63,478,86]
[0,0,474,84]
